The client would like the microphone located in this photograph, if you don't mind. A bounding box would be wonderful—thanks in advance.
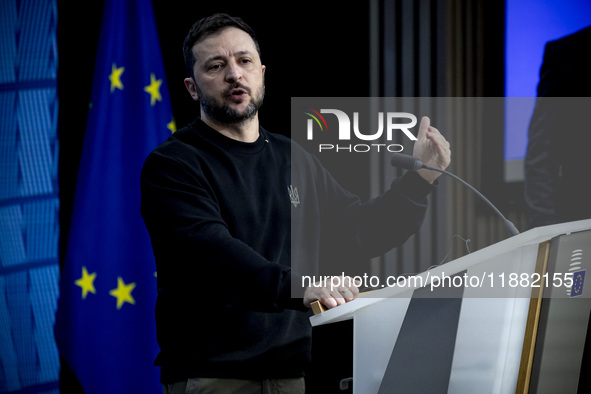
[390,153,520,237]
[390,152,426,171]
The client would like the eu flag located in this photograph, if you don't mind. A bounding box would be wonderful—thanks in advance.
[571,270,586,298]
[55,0,172,392]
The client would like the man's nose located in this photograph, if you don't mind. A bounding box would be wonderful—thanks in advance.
[225,61,242,83]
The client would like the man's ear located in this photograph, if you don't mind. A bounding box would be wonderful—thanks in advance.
[183,77,199,102]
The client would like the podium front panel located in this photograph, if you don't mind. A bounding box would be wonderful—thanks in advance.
[310,220,591,393]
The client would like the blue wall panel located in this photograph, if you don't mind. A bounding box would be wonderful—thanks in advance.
[0,0,60,392]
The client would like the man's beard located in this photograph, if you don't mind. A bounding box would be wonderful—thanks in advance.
[196,82,265,125]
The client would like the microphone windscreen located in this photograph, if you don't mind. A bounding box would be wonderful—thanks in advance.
[390,154,422,171]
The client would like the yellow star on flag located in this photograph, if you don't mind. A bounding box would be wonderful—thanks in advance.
[167,117,176,133]
[109,276,136,310]
[144,73,162,106]
[74,266,97,299]
[109,63,125,92]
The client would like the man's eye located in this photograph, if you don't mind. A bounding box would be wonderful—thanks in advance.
[208,64,222,71]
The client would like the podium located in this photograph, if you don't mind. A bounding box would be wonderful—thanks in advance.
[309,219,591,393]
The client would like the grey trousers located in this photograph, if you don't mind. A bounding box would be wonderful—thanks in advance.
[163,377,306,394]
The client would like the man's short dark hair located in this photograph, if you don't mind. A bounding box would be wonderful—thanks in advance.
[183,13,261,79]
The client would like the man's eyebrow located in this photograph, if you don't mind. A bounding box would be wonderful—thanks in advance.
[202,50,255,64]
[234,50,254,57]
[202,55,224,64]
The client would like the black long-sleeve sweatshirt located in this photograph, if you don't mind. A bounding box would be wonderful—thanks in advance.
[140,118,434,383]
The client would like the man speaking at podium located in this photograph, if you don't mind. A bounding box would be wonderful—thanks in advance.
[140,13,451,393]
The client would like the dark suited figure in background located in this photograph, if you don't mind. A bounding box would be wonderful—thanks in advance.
[524,25,591,229]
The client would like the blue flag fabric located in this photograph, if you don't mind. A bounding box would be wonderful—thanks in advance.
[55,0,172,392]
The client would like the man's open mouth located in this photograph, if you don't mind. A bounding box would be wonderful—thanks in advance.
[230,88,246,96]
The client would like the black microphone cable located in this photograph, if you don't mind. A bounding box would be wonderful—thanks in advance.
[390,153,519,237]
